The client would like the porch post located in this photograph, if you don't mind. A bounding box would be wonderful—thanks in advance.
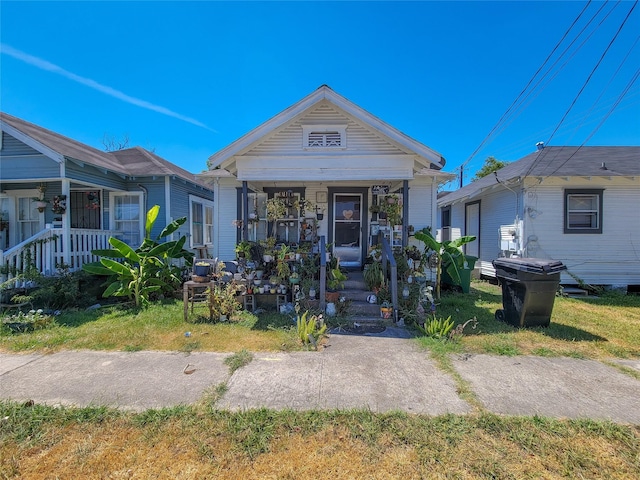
[242,181,249,242]
[402,180,409,247]
[61,178,71,268]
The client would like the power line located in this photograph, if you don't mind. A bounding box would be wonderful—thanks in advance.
[456,0,594,186]
[523,0,639,180]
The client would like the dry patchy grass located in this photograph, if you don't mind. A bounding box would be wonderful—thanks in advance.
[433,281,640,360]
[2,404,639,479]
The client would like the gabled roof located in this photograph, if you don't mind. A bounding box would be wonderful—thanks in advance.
[439,146,640,206]
[1,112,211,189]
[1,111,127,174]
[110,147,209,187]
[207,85,446,171]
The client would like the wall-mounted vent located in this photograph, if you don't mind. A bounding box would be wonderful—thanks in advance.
[308,131,342,147]
[303,125,347,149]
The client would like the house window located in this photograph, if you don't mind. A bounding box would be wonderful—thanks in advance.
[564,189,603,234]
[302,125,347,149]
[110,193,144,246]
[190,195,214,248]
[441,206,451,228]
[70,191,101,229]
[244,192,268,242]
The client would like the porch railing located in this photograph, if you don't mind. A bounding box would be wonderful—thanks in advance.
[0,227,121,278]
[380,235,399,321]
[319,235,327,312]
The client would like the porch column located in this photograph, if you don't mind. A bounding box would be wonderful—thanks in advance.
[242,181,249,242]
[402,180,409,247]
[61,178,71,268]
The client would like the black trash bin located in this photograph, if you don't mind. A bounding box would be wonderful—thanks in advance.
[493,257,566,328]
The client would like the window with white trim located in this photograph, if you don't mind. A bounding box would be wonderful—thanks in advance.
[110,192,144,246]
[564,189,603,234]
[190,195,214,248]
[302,125,347,149]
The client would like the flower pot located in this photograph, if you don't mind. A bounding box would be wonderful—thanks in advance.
[326,291,340,303]
[193,265,210,276]
[380,307,393,319]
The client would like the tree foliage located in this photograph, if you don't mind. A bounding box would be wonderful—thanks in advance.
[472,156,509,181]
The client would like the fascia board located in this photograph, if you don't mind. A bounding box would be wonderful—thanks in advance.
[0,121,64,163]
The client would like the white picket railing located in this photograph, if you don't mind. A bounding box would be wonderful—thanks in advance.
[0,227,121,278]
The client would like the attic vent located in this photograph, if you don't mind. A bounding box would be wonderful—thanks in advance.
[308,131,341,147]
[302,125,347,149]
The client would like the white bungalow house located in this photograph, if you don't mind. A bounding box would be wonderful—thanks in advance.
[0,112,215,276]
[201,85,453,268]
[437,145,640,291]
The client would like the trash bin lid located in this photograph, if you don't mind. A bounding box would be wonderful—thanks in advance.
[493,257,566,275]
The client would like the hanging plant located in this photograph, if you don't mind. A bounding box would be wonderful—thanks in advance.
[51,195,67,214]
[86,191,100,210]
[266,197,287,221]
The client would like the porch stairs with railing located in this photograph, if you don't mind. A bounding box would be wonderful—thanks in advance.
[340,269,384,323]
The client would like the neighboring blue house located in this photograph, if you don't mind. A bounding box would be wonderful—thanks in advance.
[0,112,214,275]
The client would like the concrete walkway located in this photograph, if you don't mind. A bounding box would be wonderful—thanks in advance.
[1,328,639,423]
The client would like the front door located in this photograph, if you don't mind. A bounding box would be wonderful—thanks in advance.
[332,193,363,268]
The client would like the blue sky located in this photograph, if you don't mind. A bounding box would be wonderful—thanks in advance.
[1,1,638,186]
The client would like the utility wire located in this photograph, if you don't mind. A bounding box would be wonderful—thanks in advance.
[488,1,618,144]
[455,0,594,186]
[523,0,638,180]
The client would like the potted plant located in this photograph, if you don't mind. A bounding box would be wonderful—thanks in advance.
[32,185,49,212]
[51,195,67,214]
[235,241,252,259]
[193,261,211,277]
[380,195,402,226]
[380,301,393,319]
[266,197,287,222]
[293,197,313,216]
[415,228,477,299]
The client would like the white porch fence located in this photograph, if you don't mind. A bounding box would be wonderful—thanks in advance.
[0,227,121,280]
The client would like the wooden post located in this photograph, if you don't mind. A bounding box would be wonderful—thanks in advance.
[242,181,249,242]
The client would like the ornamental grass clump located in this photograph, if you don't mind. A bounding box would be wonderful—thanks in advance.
[296,309,327,349]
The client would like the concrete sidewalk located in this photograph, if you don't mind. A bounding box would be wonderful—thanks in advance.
[1,328,639,423]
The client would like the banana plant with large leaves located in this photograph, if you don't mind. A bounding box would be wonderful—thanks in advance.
[83,205,194,307]
[414,229,476,300]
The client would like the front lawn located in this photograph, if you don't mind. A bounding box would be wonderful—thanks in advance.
[1,281,639,361]
[423,281,640,361]
[0,300,300,353]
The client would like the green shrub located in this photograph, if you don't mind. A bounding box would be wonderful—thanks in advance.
[296,310,327,348]
[418,315,454,340]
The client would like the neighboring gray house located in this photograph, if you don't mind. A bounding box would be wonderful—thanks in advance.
[438,145,640,290]
[0,112,214,274]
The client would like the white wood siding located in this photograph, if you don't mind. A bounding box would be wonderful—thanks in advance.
[246,103,406,157]
[214,179,239,261]
[523,179,640,286]
[478,188,523,276]
[408,180,435,232]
